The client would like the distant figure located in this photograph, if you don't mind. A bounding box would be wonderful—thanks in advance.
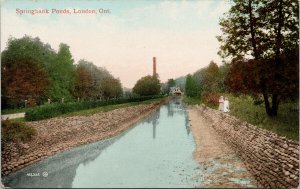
[223,97,230,112]
[218,96,224,111]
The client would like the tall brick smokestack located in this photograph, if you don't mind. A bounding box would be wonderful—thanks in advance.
[153,57,156,77]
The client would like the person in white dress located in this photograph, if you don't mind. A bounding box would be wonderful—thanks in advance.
[223,97,230,112]
[218,96,224,111]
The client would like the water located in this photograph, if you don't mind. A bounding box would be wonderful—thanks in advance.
[3,98,202,188]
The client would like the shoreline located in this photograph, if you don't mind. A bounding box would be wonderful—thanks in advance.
[1,98,167,177]
[188,105,258,188]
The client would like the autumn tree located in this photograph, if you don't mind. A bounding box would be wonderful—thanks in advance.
[133,75,161,96]
[218,0,299,116]
[1,36,54,107]
[2,58,49,108]
[101,77,123,99]
[73,59,121,100]
[73,63,93,100]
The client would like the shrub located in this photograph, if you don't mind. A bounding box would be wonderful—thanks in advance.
[202,92,219,106]
[1,120,37,144]
[25,95,164,121]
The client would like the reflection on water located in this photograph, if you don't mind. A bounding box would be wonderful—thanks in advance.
[3,98,202,188]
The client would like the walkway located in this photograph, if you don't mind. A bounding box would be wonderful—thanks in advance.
[1,113,25,120]
[188,106,258,188]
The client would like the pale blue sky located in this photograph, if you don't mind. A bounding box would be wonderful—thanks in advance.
[1,0,231,88]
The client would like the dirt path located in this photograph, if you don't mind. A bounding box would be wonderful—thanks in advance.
[188,106,258,188]
[1,99,166,177]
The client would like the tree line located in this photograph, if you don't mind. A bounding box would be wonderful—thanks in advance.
[184,0,298,117]
[1,36,122,109]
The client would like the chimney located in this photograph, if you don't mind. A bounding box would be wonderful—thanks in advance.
[153,57,156,77]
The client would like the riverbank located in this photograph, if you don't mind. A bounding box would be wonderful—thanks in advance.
[188,106,258,188]
[190,104,299,188]
[1,99,167,177]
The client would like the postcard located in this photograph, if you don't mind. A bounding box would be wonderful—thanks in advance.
[1,0,299,188]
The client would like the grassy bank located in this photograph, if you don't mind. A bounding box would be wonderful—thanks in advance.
[184,94,298,140]
[25,95,165,121]
[225,93,298,140]
[182,96,202,105]
[2,98,166,148]
[61,98,166,117]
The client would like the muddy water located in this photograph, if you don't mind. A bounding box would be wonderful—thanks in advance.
[3,98,203,188]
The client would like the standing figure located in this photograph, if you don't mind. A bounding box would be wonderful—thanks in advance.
[218,96,224,111]
[223,97,230,112]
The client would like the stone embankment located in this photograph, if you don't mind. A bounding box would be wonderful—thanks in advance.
[195,104,299,189]
[1,99,166,176]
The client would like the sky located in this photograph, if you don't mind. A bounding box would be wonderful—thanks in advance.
[1,0,231,88]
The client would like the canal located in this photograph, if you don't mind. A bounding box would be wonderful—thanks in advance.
[3,98,203,188]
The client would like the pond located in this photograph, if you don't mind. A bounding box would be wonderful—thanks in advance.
[3,98,203,188]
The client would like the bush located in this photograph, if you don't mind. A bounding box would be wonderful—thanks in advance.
[1,120,37,144]
[25,95,164,121]
[202,92,220,106]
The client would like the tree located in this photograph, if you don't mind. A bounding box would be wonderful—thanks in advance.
[132,75,161,96]
[218,0,299,116]
[73,63,93,100]
[185,74,199,97]
[1,36,54,107]
[101,77,123,99]
[203,61,219,92]
[2,58,49,108]
[1,36,56,69]
[48,43,75,102]
[73,59,121,100]
[167,79,176,91]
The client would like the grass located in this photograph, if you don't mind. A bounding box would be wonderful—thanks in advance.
[184,93,298,140]
[0,98,164,144]
[222,93,299,141]
[182,96,202,105]
[2,107,32,115]
[60,98,165,117]
[1,120,37,144]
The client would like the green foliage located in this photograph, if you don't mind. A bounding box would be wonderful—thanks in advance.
[218,0,299,116]
[61,98,164,117]
[101,77,123,99]
[167,79,176,91]
[1,36,124,109]
[48,43,75,102]
[192,61,228,96]
[25,95,164,121]
[1,36,55,108]
[182,96,201,105]
[133,75,161,96]
[185,74,199,97]
[73,60,120,100]
[1,35,55,69]
[224,93,299,140]
[217,0,298,60]
[1,120,37,144]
